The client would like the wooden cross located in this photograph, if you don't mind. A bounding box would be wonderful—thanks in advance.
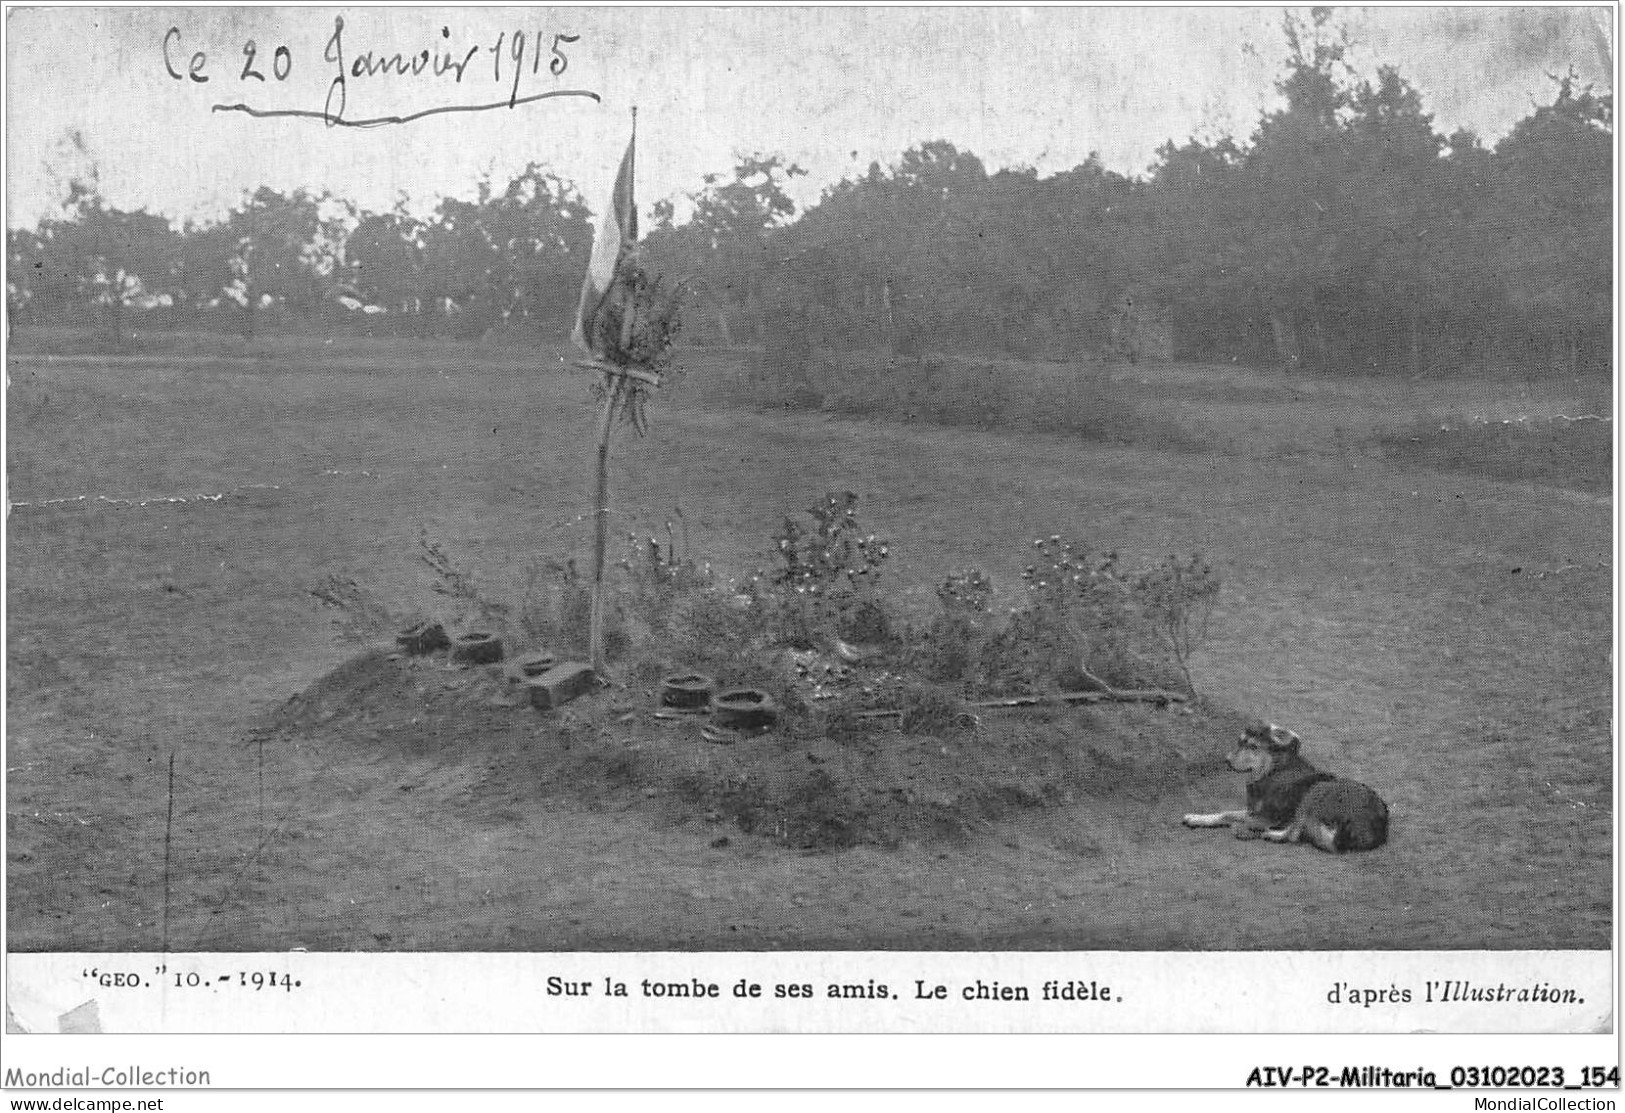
[578,294,658,675]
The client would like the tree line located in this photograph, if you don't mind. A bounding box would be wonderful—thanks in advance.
[754,13,1610,376]
[8,13,1611,375]
[7,151,594,343]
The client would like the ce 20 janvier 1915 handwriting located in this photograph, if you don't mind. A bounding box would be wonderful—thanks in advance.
[163,15,599,127]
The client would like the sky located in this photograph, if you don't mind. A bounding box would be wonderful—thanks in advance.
[3,5,1615,232]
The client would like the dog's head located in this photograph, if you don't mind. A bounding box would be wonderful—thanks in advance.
[1226,721,1301,775]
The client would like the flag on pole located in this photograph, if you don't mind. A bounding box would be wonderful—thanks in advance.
[571,128,638,355]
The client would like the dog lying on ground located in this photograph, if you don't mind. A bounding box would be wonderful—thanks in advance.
[1182,721,1389,852]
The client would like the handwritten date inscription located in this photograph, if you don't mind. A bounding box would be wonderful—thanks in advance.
[164,16,599,127]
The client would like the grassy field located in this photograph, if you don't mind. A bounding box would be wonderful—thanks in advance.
[5,333,1613,951]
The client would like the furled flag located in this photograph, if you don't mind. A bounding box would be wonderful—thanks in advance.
[571,128,638,355]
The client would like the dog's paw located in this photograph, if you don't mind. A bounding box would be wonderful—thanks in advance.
[1181,814,1209,828]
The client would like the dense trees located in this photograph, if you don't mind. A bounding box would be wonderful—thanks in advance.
[1490,75,1612,373]
[8,17,1610,375]
[753,16,1609,375]
[10,170,180,347]
[420,164,593,333]
[346,208,426,317]
[220,187,340,339]
[641,153,807,346]
[9,162,591,343]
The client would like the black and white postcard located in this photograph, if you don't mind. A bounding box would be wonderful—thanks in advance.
[3,4,1615,1097]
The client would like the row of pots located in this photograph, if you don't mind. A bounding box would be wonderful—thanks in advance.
[397,622,776,731]
[396,620,504,665]
[661,673,778,731]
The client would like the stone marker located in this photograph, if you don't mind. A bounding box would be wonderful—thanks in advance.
[712,688,778,731]
[516,650,557,677]
[660,672,715,710]
[527,662,597,710]
[452,631,504,665]
[396,620,450,656]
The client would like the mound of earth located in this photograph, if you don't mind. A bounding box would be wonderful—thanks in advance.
[260,648,1249,850]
